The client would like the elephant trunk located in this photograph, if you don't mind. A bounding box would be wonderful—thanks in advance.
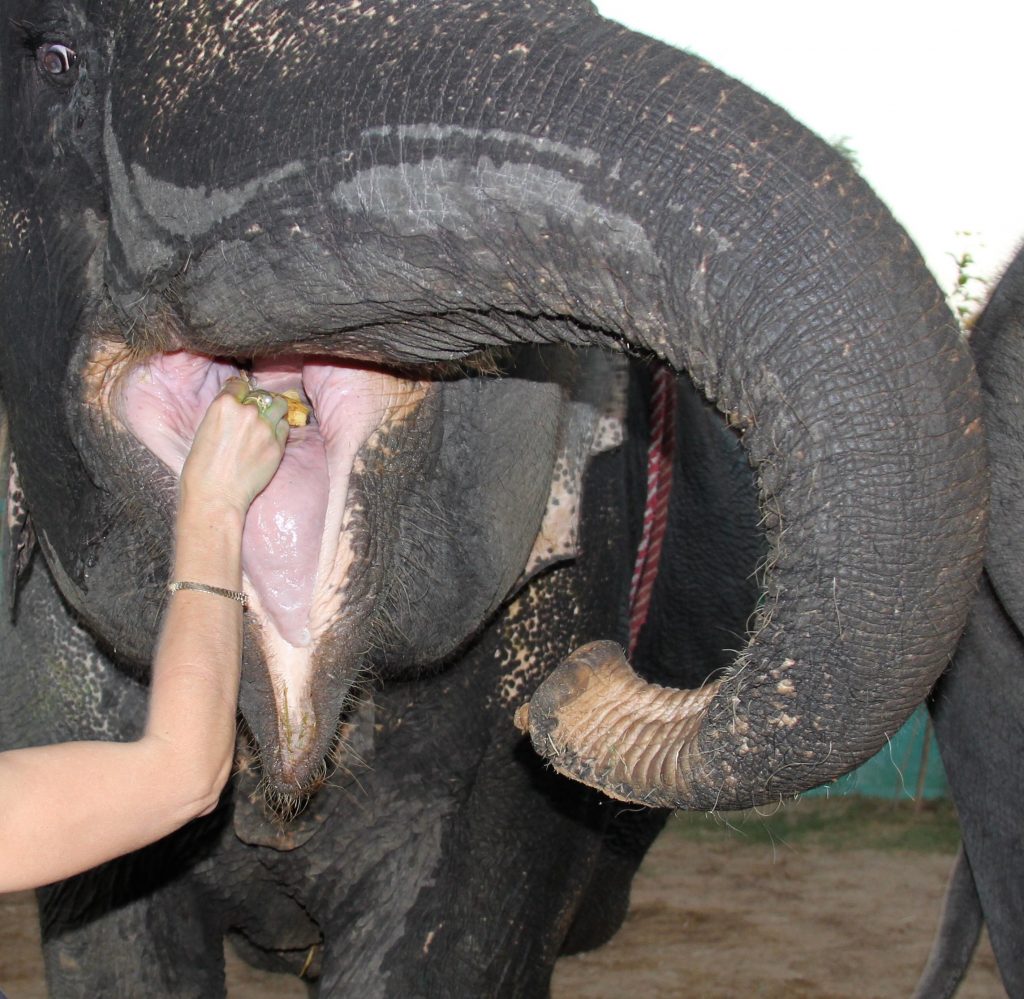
[511,177,987,810]
[504,23,988,811]
[514,642,716,807]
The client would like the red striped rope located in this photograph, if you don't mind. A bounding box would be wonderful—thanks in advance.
[628,366,677,657]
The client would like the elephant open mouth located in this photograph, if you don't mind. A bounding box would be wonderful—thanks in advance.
[77,332,592,800]
[85,341,435,789]
[113,348,426,647]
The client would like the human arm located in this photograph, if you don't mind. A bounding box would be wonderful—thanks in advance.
[0,380,288,892]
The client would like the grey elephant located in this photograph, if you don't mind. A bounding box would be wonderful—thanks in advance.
[915,244,1024,999]
[0,1,987,996]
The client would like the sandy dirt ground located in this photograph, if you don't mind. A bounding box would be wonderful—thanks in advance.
[0,801,1005,998]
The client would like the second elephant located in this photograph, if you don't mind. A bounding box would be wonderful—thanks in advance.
[917,243,1024,999]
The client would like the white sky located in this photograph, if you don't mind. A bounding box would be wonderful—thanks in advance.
[594,0,1022,301]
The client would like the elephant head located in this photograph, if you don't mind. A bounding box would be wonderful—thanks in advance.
[0,0,986,811]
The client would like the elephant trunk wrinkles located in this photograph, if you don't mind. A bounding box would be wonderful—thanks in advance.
[514,642,717,807]
[507,20,989,809]
[517,190,988,808]
[517,189,987,807]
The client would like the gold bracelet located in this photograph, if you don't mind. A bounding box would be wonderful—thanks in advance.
[167,580,248,609]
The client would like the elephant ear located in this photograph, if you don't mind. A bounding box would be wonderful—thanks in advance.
[0,414,37,620]
[520,351,629,583]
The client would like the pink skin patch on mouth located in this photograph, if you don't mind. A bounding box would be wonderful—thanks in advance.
[115,351,408,648]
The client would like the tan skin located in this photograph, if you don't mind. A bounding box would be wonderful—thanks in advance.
[0,377,289,893]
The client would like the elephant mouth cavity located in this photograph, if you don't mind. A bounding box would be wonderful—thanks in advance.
[109,348,425,650]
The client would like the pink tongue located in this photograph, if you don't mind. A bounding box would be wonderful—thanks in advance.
[119,352,396,650]
[242,425,328,647]
[238,359,326,647]
[241,358,388,648]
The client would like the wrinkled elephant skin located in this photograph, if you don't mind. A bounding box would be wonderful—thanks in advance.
[0,2,987,996]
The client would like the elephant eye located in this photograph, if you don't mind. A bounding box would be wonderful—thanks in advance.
[36,42,77,77]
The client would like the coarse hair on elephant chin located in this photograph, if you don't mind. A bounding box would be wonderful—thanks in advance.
[238,706,362,821]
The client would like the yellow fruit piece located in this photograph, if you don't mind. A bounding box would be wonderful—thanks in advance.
[278,389,311,428]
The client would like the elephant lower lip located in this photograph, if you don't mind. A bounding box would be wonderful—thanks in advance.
[101,345,426,649]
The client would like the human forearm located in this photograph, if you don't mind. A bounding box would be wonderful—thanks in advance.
[0,497,249,892]
[145,495,247,804]
[0,384,287,893]
[0,736,212,891]
[171,487,246,589]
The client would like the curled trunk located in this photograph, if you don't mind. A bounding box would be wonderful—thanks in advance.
[481,15,990,809]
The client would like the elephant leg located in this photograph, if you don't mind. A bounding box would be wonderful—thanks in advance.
[38,849,226,998]
[311,738,611,999]
[561,806,670,955]
[928,574,1024,996]
[912,844,983,999]
[296,641,617,998]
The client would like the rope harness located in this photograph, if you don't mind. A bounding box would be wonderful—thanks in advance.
[627,366,677,657]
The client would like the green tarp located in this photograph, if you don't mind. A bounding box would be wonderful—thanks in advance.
[806,705,948,800]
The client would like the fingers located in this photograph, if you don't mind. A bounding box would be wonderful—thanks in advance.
[263,398,291,454]
[226,381,291,432]
[180,378,294,513]
[261,394,290,429]
[220,376,251,403]
[231,384,290,477]
[273,413,290,448]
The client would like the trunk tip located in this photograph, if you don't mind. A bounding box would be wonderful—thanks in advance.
[516,639,633,746]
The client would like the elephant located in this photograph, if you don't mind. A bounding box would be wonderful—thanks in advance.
[0,1,987,995]
[915,244,1024,999]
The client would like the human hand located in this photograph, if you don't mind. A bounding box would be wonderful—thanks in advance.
[179,377,289,515]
